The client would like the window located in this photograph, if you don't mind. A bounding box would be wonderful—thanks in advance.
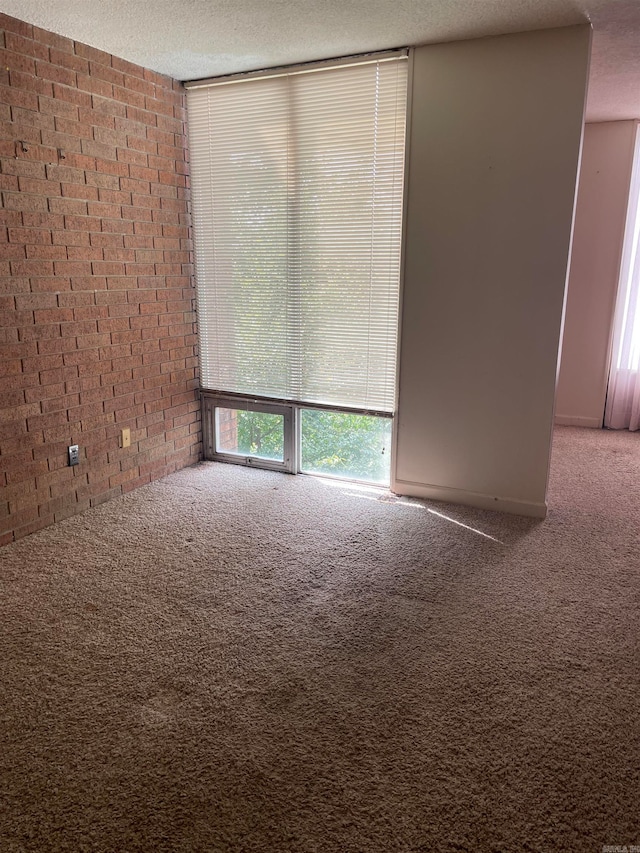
[186,52,407,482]
[202,395,294,473]
[605,124,640,430]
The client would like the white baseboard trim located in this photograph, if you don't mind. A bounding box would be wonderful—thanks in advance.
[392,478,547,518]
[554,414,602,428]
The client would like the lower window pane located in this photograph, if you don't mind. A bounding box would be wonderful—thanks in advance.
[216,408,284,462]
[300,409,392,485]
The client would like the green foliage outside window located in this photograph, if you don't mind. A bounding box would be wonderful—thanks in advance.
[234,411,284,461]
[235,408,391,484]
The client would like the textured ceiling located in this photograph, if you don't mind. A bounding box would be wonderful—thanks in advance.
[0,0,638,122]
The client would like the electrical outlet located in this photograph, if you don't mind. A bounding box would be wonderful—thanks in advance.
[120,428,131,448]
[68,445,79,466]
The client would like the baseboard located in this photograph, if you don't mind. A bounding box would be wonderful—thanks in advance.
[554,414,602,428]
[392,478,547,518]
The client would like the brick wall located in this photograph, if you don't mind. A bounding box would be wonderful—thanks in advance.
[0,13,201,544]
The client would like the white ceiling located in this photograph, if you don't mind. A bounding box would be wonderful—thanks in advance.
[1,0,639,122]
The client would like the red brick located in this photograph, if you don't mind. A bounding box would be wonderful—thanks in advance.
[144,96,174,118]
[143,68,169,89]
[92,261,125,276]
[90,232,124,249]
[37,336,68,354]
[81,138,116,160]
[67,246,102,261]
[0,358,23,379]
[33,27,74,53]
[85,171,120,191]
[6,504,42,531]
[0,210,23,227]
[109,56,143,78]
[72,275,106,291]
[90,61,124,87]
[48,47,88,73]
[0,243,26,260]
[156,114,182,135]
[74,42,112,67]
[62,182,99,201]
[123,74,156,96]
[94,157,128,177]
[96,290,127,305]
[8,68,52,96]
[2,158,46,179]
[26,410,68,433]
[30,276,71,293]
[0,84,34,113]
[128,136,157,157]
[58,151,95,171]
[49,197,88,216]
[98,316,129,333]
[36,61,77,87]
[77,107,115,131]
[101,218,134,234]
[99,187,132,205]
[25,244,66,261]
[91,94,125,118]
[15,293,57,310]
[53,116,92,140]
[45,162,85,183]
[148,154,174,172]
[113,84,146,109]
[63,214,100,231]
[150,182,178,199]
[116,145,148,166]
[0,14,33,39]
[38,94,78,120]
[119,177,150,198]
[102,247,134,262]
[52,229,90,246]
[157,142,185,161]
[63,348,99,366]
[8,227,51,245]
[33,307,73,324]
[124,234,154,249]
[61,319,98,337]
[105,281,136,298]
[25,382,64,403]
[53,82,91,110]
[5,32,49,61]
[121,206,152,223]
[87,201,120,219]
[72,305,108,321]
[10,259,53,277]
[40,128,82,154]
[0,174,19,193]
[130,163,158,183]
[54,260,92,277]
[126,105,156,126]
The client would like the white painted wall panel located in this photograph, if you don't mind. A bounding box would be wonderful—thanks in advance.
[555,121,637,429]
[394,25,591,516]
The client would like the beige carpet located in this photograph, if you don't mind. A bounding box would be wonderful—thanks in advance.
[1,426,639,852]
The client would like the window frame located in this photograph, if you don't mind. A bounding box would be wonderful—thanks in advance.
[202,391,394,484]
[202,392,297,473]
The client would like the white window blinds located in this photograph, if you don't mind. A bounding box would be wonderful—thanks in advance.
[186,53,407,413]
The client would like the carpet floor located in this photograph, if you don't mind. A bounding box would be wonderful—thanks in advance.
[1,426,639,852]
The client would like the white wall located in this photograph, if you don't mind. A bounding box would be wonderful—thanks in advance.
[393,25,591,517]
[555,121,637,428]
